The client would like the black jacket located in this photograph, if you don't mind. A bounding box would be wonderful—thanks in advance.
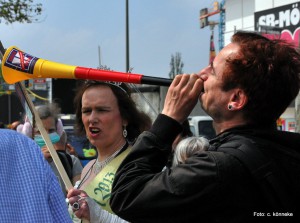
[111,114,300,223]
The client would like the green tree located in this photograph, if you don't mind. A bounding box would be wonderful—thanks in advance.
[169,52,184,79]
[0,0,42,24]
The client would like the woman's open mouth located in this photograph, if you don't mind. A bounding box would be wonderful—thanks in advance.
[89,127,100,136]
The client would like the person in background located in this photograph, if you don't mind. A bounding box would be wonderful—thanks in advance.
[164,119,193,169]
[0,129,72,222]
[8,120,21,130]
[109,31,300,222]
[35,104,83,194]
[172,136,209,167]
[56,130,83,185]
[66,138,79,157]
[67,81,152,222]
[172,119,193,149]
[17,103,83,196]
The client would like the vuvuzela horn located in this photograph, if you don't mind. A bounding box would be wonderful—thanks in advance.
[1,46,172,86]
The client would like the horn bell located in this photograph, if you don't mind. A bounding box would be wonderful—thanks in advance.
[1,46,76,84]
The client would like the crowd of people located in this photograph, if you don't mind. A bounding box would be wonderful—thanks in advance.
[0,31,299,222]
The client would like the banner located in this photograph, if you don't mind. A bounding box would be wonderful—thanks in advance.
[254,2,300,47]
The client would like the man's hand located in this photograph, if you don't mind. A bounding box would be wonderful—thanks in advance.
[162,73,203,123]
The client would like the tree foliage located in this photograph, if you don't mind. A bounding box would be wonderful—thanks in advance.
[0,0,42,24]
[169,52,184,79]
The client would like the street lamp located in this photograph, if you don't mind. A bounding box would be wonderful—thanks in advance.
[126,0,130,72]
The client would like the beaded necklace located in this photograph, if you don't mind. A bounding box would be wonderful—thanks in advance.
[77,141,128,189]
[93,142,127,174]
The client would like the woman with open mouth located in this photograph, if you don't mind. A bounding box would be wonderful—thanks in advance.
[67,80,152,222]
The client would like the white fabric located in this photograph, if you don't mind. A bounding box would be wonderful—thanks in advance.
[86,197,129,223]
[69,181,128,223]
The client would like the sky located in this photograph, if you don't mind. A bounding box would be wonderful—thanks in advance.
[1,0,220,79]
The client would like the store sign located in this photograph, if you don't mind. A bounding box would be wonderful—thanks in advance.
[254,2,300,46]
[34,78,46,84]
[34,78,47,90]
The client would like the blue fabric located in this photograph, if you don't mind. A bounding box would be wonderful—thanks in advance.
[0,129,72,223]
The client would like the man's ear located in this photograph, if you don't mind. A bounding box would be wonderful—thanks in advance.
[229,89,248,110]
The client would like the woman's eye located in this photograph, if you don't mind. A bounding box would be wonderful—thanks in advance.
[82,109,91,114]
[82,108,109,114]
[97,108,108,113]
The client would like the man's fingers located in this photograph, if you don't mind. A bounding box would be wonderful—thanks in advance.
[162,73,204,123]
[190,74,204,97]
[171,74,183,87]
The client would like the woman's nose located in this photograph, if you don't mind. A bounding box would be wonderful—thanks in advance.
[89,111,98,124]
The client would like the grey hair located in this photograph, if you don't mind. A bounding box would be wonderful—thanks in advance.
[35,103,60,121]
[34,103,62,135]
[172,136,209,167]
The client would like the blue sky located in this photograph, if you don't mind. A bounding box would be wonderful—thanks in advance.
[1,0,219,79]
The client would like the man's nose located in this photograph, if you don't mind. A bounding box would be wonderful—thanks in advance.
[198,68,208,81]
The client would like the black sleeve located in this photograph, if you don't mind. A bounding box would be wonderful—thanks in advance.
[110,114,220,223]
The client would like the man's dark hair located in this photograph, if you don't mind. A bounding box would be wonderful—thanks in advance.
[222,31,300,126]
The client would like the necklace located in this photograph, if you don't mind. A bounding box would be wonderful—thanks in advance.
[93,141,127,175]
[77,141,129,189]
